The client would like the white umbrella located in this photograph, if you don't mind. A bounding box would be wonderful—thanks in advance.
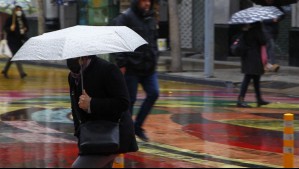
[12,25,148,61]
[229,6,284,25]
[12,25,148,90]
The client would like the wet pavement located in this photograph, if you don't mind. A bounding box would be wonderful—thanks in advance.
[0,63,299,168]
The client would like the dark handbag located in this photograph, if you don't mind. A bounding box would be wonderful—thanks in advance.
[72,102,120,154]
[79,120,120,155]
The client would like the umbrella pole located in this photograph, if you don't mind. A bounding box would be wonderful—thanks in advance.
[80,58,84,92]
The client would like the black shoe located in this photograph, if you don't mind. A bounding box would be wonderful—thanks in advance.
[257,100,270,107]
[1,71,9,79]
[237,102,252,108]
[237,97,252,108]
[20,73,27,79]
[135,128,149,142]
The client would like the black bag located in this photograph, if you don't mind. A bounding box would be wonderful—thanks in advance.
[79,120,120,155]
[230,33,246,56]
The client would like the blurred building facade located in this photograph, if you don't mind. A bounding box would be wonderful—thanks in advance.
[149,0,294,62]
[1,0,298,65]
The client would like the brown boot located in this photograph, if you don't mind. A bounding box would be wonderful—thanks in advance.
[271,64,280,72]
[265,63,273,73]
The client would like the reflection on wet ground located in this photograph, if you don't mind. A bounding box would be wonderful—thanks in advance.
[0,64,299,168]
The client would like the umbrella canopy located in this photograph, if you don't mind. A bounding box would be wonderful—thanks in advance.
[0,0,35,14]
[12,26,148,61]
[251,0,298,6]
[229,6,284,25]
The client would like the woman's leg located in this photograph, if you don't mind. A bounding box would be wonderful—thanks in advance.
[2,58,12,74]
[252,75,261,100]
[16,62,27,78]
[3,43,27,79]
[3,42,17,77]
[239,75,252,98]
[2,58,12,78]
[238,75,252,108]
[252,75,270,107]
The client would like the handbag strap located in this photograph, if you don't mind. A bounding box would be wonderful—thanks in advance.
[70,79,123,125]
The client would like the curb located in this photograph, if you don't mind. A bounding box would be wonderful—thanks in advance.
[158,73,231,88]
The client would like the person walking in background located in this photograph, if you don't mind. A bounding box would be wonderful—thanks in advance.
[2,6,28,79]
[263,17,283,73]
[113,0,160,142]
[68,56,138,168]
[237,23,270,108]
[262,0,286,73]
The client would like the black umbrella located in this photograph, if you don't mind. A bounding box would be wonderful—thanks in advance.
[251,0,298,6]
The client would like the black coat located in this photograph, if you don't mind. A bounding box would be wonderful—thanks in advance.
[112,0,159,76]
[4,15,28,54]
[68,57,138,155]
[241,24,267,75]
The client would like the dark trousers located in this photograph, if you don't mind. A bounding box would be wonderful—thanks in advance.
[2,58,25,75]
[239,74,262,101]
[125,72,159,129]
[266,38,276,64]
[3,42,25,76]
[72,155,117,168]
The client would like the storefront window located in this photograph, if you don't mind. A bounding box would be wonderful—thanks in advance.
[78,0,119,26]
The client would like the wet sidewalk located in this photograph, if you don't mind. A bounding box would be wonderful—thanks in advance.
[158,56,299,96]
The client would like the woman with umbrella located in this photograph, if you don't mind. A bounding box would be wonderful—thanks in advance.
[229,7,283,107]
[11,26,148,168]
[236,22,270,108]
[68,56,138,168]
[2,5,28,79]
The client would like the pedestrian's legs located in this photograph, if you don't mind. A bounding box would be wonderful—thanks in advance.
[252,75,261,100]
[2,58,13,74]
[239,74,252,99]
[266,38,276,65]
[16,62,26,77]
[252,75,270,107]
[135,72,159,140]
[125,74,139,116]
[72,155,117,168]
[4,43,27,78]
[237,75,252,108]
[3,42,16,75]
[266,38,280,72]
